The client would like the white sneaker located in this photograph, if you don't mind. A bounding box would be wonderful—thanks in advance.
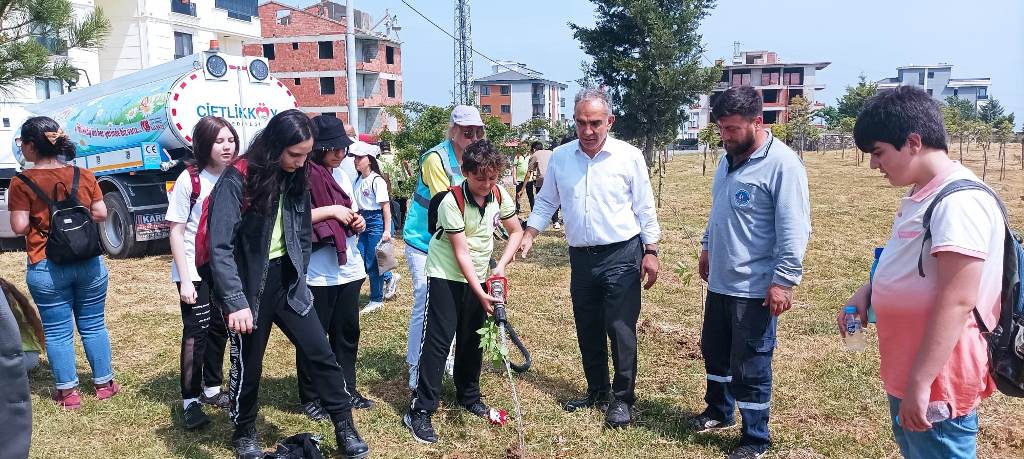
[384,273,401,300]
[553,222,562,230]
[360,301,384,315]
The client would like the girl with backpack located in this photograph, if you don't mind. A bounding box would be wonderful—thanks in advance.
[295,115,374,422]
[206,110,369,459]
[165,116,236,429]
[352,142,399,313]
[8,116,118,410]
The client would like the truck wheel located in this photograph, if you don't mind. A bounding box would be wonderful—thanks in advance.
[100,192,148,258]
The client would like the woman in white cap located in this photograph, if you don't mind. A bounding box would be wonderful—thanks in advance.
[351,141,399,313]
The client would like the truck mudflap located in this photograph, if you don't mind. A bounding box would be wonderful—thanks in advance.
[98,172,174,242]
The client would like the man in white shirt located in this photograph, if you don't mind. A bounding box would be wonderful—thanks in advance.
[520,88,661,428]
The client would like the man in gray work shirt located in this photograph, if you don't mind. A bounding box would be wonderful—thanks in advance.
[689,86,810,459]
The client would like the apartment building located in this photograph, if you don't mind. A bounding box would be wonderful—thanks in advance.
[243,0,402,135]
[876,64,990,108]
[472,61,567,127]
[683,49,829,139]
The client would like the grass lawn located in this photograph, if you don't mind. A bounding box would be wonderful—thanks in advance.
[4,146,1023,458]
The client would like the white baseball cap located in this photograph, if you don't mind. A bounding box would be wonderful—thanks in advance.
[451,105,484,127]
[348,141,380,157]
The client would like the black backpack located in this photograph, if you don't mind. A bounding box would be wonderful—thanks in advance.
[15,167,103,264]
[919,179,1024,397]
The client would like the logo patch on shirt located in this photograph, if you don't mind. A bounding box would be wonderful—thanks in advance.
[734,189,751,208]
[492,212,500,230]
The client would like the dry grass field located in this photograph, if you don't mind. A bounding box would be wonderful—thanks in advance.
[3,146,1023,458]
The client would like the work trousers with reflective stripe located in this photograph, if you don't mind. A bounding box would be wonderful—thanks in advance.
[701,291,777,449]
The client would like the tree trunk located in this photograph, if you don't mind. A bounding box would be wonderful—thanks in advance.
[643,139,656,171]
[959,136,964,161]
[702,145,708,176]
[657,146,665,208]
[981,146,988,181]
[999,142,1006,180]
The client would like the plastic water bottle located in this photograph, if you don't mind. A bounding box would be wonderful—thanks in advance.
[843,305,866,351]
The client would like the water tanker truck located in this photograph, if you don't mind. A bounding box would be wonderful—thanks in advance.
[0,45,297,257]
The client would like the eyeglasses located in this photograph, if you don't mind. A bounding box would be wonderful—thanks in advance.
[461,128,484,140]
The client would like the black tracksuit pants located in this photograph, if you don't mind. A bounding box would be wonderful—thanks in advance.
[411,277,487,412]
[177,265,228,400]
[568,235,643,405]
[228,259,353,428]
[296,280,365,404]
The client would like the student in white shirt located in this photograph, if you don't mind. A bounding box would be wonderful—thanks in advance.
[165,116,237,429]
[352,141,400,313]
[520,88,661,429]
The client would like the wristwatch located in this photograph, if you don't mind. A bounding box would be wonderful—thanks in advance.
[644,249,659,257]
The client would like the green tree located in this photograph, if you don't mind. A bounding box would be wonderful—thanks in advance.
[994,118,1014,179]
[0,0,110,91]
[787,95,813,159]
[965,120,992,180]
[770,123,790,144]
[571,0,722,167]
[942,103,966,160]
[815,105,841,129]
[836,74,878,119]
[978,98,1004,124]
[697,122,719,176]
[945,96,977,122]
[839,116,856,156]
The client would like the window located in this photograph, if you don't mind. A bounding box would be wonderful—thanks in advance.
[500,86,510,95]
[174,31,193,59]
[926,89,933,96]
[481,105,491,114]
[35,78,64,99]
[171,0,196,16]
[276,10,292,25]
[320,77,335,95]
[978,87,988,98]
[762,111,779,124]
[318,41,333,59]
[294,78,301,85]
[762,89,780,103]
[292,42,299,50]
[385,46,395,64]
[262,43,275,60]
[500,105,510,114]
[928,71,935,79]
[322,112,336,118]
[783,68,803,85]
[731,70,751,86]
[2,118,10,128]
[953,88,959,97]
[918,72,925,85]
[386,80,396,98]
[480,85,490,96]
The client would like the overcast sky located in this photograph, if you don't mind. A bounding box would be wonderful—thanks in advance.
[284,0,1024,126]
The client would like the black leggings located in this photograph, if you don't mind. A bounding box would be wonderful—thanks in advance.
[296,279,365,404]
[177,266,228,400]
[228,259,353,427]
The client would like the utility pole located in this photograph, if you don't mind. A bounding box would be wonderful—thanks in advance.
[347,0,359,135]
[453,0,473,105]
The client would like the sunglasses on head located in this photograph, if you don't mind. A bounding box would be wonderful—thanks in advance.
[460,127,484,140]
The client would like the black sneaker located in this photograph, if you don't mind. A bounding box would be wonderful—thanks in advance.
[604,400,632,428]
[232,424,262,459]
[462,400,490,419]
[403,409,438,444]
[727,445,767,459]
[182,401,210,430]
[334,417,370,459]
[687,413,736,433]
[563,392,610,413]
[199,389,231,410]
[302,400,329,422]
[351,393,375,410]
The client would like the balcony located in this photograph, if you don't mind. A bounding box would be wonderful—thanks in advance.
[171,0,197,16]
[532,93,546,104]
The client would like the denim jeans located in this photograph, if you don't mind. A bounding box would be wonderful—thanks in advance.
[404,245,428,388]
[358,209,393,302]
[888,396,978,459]
[26,256,114,390]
